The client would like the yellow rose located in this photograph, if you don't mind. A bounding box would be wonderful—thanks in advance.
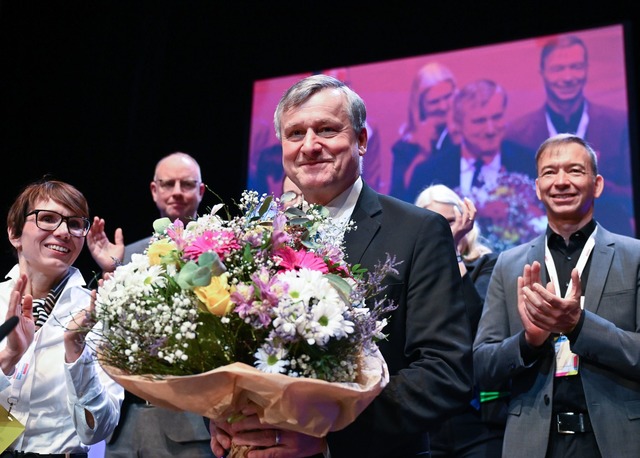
[146,239,178,266]
[194,273,234,316]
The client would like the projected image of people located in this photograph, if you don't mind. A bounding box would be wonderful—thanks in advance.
[246,25,635,253]
[407,79,545,251]
[390,62,458,202]
[506,34,634,235]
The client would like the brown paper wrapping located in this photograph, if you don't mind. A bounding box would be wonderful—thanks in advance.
[101,349,388,438]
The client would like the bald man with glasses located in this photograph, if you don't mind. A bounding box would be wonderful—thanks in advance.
[86,151,213,458]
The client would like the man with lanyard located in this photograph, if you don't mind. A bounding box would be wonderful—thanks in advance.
[474,133,640,457]
[505,34,633,236]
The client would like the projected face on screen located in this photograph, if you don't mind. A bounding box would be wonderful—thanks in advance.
[247,24,634,252]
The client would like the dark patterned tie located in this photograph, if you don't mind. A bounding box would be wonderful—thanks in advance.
[471,159,485,188]
[32,273,71,329]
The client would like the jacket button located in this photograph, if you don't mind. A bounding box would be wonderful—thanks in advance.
[544,395,550,405]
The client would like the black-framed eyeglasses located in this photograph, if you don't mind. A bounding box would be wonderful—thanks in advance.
[154,179,201,193]
[25,209,91,237]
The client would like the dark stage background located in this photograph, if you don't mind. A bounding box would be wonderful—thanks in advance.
[1,1,639,278]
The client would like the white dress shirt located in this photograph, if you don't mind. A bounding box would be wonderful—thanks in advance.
[324,176,363,226]
[0,265,124,454]
[459,154,502,195]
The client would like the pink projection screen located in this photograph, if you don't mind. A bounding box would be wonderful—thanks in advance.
[247,24,633,252]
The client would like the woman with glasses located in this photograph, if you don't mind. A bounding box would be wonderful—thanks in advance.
[0,178,123,458]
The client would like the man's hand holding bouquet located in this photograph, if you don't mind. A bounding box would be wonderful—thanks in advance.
[92,190,397,457]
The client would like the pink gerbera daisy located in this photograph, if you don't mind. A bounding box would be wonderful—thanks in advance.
[274,246,328,273]
[184,229,241,260]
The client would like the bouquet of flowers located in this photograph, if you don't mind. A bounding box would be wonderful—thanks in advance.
[458,171,547,252]
[93,190,396,454]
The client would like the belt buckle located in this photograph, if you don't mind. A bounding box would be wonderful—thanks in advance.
[557,412,583,434]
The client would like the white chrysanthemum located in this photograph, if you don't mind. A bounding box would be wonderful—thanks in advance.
[254,345,289,374]
[96,255,166,317]
[310,300,354,345]
[278,268,340,306]
[275,268,351,346]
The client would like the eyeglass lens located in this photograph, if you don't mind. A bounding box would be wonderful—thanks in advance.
[28,210,90,236]
[156,179,199,192]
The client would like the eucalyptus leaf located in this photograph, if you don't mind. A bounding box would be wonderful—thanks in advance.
[325,273,353,304]
[280,191,298,204]
[190,265,213,287]
[198,251,227,276]
[257,195,273,217]
[153,217,172,234]
[315,205,330,218]
[176,261,212,289]
[285,207,307,218]
[288,216,311,226]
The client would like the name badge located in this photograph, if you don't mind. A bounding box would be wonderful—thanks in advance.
[0,404,25,452]
[554,335,579,377]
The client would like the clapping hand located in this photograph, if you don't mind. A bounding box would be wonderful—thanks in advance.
[451,197,477,247]
[518,261,583,346]
[64,286,99,363]
[86,216,125,273]
[0,274,35,374]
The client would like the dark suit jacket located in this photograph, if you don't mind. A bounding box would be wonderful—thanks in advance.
[123,236,152,263]
[464,252,498,338]
[504,101,630,188]
[474,224,640,458]
[406,140,537,203]
[326,183,474,457]
[390,131,456,202]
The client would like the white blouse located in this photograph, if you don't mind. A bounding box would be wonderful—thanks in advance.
[0,265,124,454]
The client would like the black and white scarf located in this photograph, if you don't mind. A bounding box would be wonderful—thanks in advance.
[32,272,71,329]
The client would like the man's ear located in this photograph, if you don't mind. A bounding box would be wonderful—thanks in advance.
[593,174,604,199]
[357,128,368,156]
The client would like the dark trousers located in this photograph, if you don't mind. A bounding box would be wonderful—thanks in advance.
[546,430,602,458]
[430,406,504,458]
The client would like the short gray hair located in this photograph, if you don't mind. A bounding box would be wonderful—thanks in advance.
[273,74,367,141]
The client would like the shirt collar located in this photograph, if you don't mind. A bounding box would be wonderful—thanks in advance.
[545,100,586,133]
[324,177,363,223]
[461,154,501,172]
[546,218,596,247]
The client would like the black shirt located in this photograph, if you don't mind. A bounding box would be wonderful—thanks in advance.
[546,219,596,414]
[546,100,586,136]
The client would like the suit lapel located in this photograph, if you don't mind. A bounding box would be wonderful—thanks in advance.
[343,184,381,264]
[583,226,614,314]
[531,225,614,313]
[527,235,548,283]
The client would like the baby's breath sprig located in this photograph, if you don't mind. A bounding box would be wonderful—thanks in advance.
[95,190,397,382]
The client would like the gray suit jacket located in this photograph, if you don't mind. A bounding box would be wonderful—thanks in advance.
[107,235,212,455]
[123,236,152,263]
[474,224,640,457]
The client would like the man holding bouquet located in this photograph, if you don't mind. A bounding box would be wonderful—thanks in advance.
[209,75,474,457]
